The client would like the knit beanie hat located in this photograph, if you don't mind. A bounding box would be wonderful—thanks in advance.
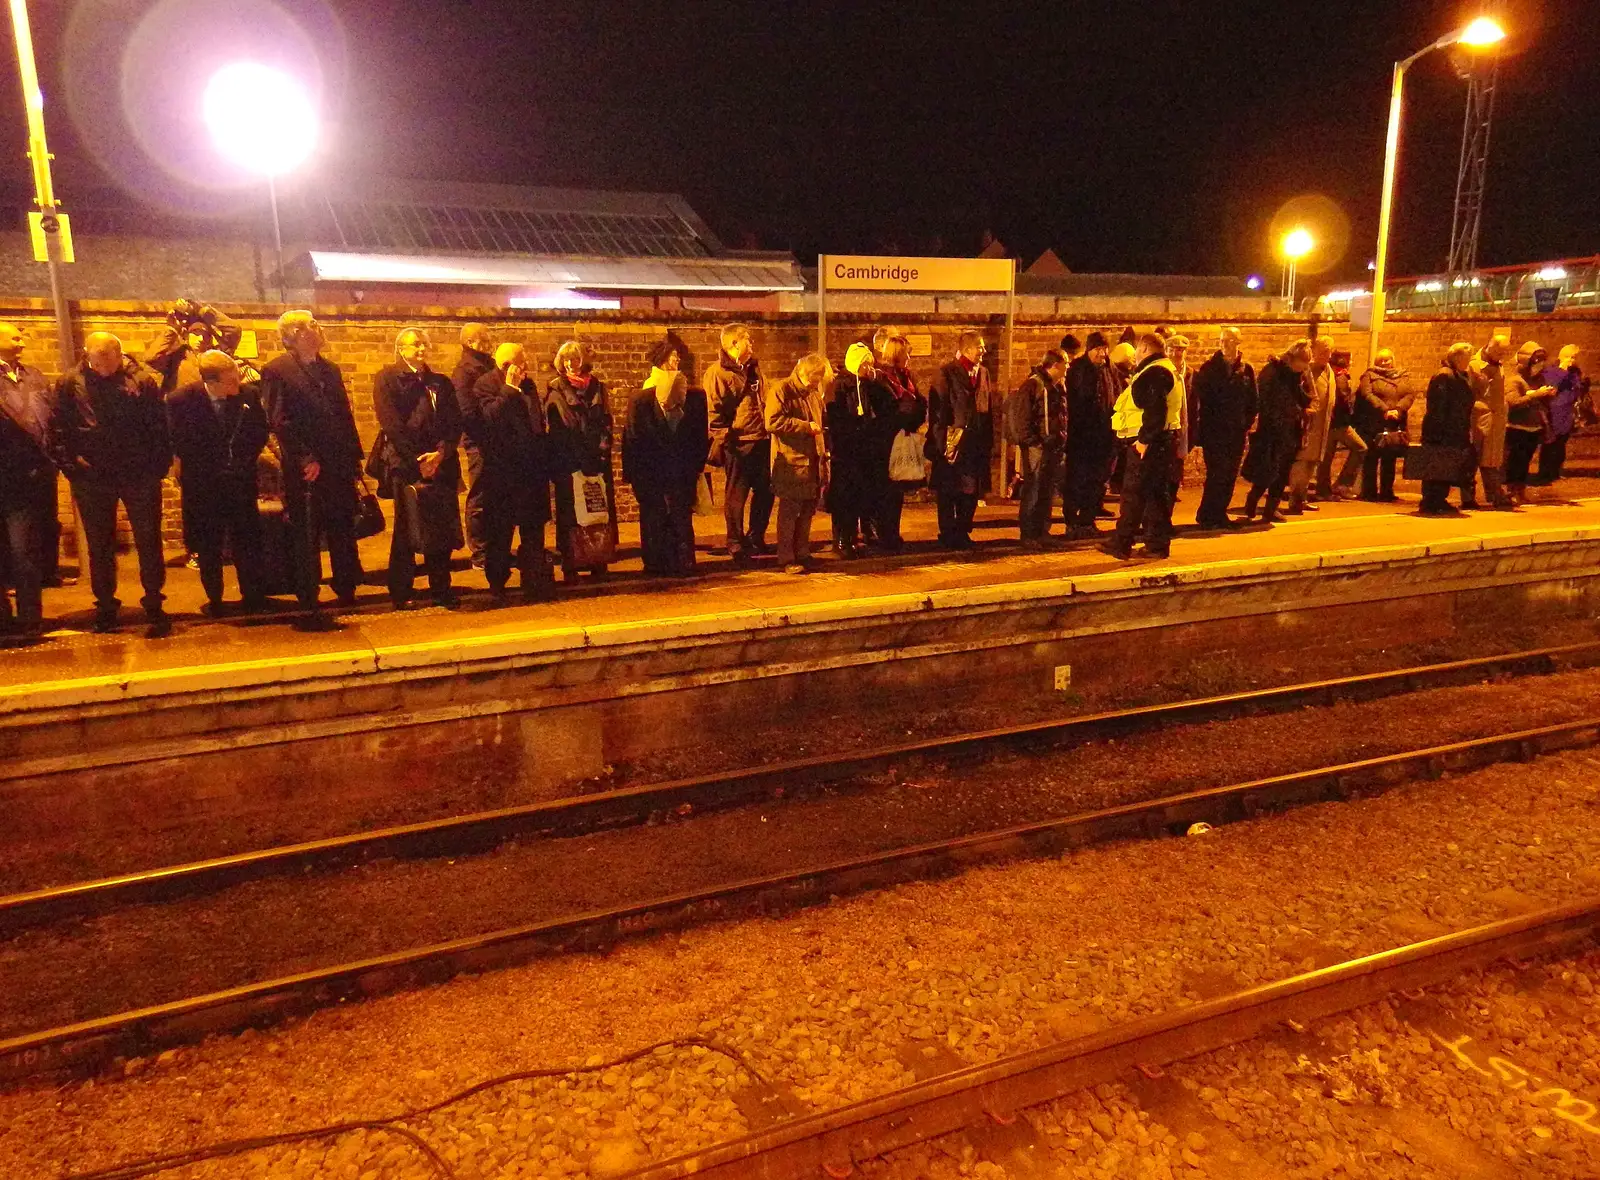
[1085,331,1108,351]
[845,342,874,377]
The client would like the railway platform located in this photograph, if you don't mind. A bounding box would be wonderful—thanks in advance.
[6,494,1600,865]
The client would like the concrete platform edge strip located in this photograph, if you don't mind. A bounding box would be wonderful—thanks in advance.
[3,525,1598,716]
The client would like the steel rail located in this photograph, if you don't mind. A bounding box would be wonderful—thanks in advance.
[4,640,1597,934]
[621,897,1600,1179]
[2,714,1598,1088]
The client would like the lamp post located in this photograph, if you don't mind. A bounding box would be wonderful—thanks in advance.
[202,62,318,304]
[1281,227,1313,310]
[7,0,74,371]
[1368,16,1505,364]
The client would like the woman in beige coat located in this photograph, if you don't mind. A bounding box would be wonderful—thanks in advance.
[765,353,831,573]
[1468,333,1513,509]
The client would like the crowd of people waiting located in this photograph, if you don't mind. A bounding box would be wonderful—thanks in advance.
[0,302,1589,642]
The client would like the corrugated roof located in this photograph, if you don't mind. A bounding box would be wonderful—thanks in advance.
[307,251,805,292]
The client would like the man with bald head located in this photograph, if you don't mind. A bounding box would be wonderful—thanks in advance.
[49,332,171,635]
[460,342,554,601]
[1191,327,1256,528]
[452,322,495,566]
[261,311,366,618]
[0,322,56,636]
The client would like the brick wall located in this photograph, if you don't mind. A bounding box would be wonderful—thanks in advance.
[8,298,1599,550]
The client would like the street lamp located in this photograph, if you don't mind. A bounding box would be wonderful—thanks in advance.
[1368,16,1505,362]
[202,62,318,303]
[1281,227,1314,309]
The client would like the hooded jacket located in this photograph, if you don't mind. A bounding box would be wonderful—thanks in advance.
[1543,359,1586,437]
[1504,347,1551,434]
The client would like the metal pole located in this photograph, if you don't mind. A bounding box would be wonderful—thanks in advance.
[1287,260,1297,310]
[268,173,286,304]
[816,255,826,356]
[9,0,73,369]
[1370,57,1414,368]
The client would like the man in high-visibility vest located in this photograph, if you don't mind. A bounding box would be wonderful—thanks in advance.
[1100,333,1182,560]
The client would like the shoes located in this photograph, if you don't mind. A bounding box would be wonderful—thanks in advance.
[784,563,808,575]
[1098,541,1133,561]
[200,600,226,619]
[392,598,420,611]
[144,612,173,639]
[92,613,119,634]
[1020,538,1046,551]
[294,610,338,632]
[335,592,359,610]
[1138,546,1170,559]
[729,548,754,568]
[1376,493,1399,503]
[1282,505,1304,516]
[433,591,461,610]
[241,597,270,615]
[1094,509,1116,520]
[834,543,858,560]
[749,540,773,557]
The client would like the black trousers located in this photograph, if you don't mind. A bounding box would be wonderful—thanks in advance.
[1066,447,1109,527]
[1536,433,1569,484]
[284,474,362,609]
[1113,435,1176,554]
[829,456,880,549]
[723,441,773,553]
[1196,437,1244,526]
[638,485,696,575]
[875,485,909,548]
[73,478,165,618]
[23,468,59,583]
[386,475,455,604]
[462,442,486,562]
[0,494,43,626]
[1505,430,1541,486]
[1360,444,1401,499]
[1018,445,1062,540]
[183,478,264,606]
[483,480,550,593]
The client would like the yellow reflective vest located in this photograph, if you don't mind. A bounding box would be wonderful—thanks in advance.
[1111,358,1184,439]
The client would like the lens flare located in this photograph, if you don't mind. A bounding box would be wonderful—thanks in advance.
[203,62,318,176]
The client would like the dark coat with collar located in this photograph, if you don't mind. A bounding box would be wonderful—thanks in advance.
[167,380,269,492]
[460,370,550,486]
[50,359,170,486]
[0,362,55,500]
[374,362,461,486]
[927,358,994,491]
[1241,357,1309,487]
[260,352,364,484]
[1192,350,1258,449]
[1066,355,1116,462]
[622,386,710,495]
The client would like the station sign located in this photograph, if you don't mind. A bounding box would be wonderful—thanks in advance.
[1534,286,1561,314]
[822,255,1014,293]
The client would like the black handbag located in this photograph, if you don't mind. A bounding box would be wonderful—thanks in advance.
[355,480,387,539]
[1374,428,1409,452]
[399,479,464,553]
[364,432,392,497]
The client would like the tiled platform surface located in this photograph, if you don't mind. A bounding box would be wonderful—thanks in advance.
[6,493,1600,713]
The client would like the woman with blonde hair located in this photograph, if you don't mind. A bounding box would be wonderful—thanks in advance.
[765,353,831,573]
[546,340,617,580]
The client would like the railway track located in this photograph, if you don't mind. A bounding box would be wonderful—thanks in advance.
[7,638,1600,935]
[621,899,1600,1180]
[4,709,1599,1089]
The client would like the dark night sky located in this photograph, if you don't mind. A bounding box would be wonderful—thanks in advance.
[9,0,1600,288]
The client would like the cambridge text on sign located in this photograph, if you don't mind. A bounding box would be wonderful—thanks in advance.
[823,256,1014,293]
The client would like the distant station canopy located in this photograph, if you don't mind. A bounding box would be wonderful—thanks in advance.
[279,178,804,308]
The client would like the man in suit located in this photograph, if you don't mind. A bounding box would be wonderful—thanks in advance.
[451,322,495,567]
[259,311,365,622]
[166,351,270,615]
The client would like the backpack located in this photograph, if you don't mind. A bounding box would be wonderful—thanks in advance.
[1003,378,1037,446]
